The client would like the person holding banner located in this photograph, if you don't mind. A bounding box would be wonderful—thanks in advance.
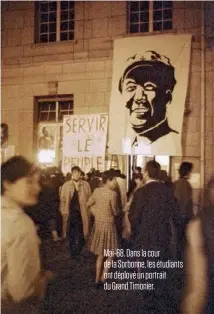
[87,170,120,287]
[122,173,144,240]
[60,166,91,259]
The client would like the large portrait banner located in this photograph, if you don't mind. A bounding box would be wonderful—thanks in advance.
[62,114,108,174]
[108,34,192,156]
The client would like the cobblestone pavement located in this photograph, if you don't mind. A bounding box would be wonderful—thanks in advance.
[41,240,182,314]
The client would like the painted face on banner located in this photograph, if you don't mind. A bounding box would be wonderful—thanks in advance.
[122,66,171,134]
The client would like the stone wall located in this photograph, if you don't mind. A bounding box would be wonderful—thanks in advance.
[1,1,213,190]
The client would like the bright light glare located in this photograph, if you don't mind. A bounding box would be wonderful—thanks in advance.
[122,137,131,154]
[38,149,55,163]
[155,155,169,166]
[136,155,143,166]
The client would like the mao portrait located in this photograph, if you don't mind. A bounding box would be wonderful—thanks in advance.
[118,50,178,147]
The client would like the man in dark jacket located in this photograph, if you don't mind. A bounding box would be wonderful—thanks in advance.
[127,166,142,198]
[173,162,194,261]
[129,160,179,314]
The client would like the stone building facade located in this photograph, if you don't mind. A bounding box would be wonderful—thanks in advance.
[1,1,214,202]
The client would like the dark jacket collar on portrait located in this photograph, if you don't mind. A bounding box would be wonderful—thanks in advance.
[132,118,178,145]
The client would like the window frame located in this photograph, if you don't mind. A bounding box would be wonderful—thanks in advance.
[35,1,75,44]
[34,95,74,166]
[127,1,173,34]
[36,95,74,123]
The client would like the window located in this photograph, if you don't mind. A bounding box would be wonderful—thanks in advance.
[37,97,74,122]
[35,1,75,43]
[58,100,73,122]
[153,1,173,31]
[36,96,73,166]
[128,1,173,34]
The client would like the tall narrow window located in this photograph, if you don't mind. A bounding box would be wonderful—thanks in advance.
[60,1,75,41]
[36,96,73,166]
[128,1,173,34]
[35,1,75,43]
[153,1,173,31]
[129,1,149,33]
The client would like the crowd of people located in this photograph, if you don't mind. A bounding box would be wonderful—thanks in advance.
[1,155,214,314]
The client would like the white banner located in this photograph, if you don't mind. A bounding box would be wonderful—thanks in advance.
[109,34,192,156]
[62,114,108,174]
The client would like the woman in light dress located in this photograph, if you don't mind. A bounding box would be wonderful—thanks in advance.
[87,170,120,287]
